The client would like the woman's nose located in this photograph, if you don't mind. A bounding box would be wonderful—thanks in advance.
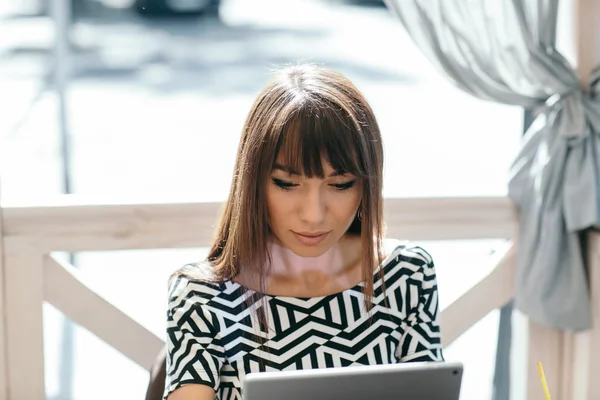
[298,189,326,225]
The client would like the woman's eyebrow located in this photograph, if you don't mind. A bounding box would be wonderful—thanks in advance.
[273,164,349,178]
[273,164,300,176]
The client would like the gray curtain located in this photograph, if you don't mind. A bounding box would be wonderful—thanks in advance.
[385,0,600,331]
[385,2,600,397]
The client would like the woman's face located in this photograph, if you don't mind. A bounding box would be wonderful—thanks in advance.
[266,157,363,257]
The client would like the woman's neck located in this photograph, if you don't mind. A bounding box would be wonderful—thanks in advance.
[234,235,364,297]
[268,235,360,277]
[263,235,363,296]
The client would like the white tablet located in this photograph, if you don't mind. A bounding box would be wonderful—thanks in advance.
[243,361,463,400]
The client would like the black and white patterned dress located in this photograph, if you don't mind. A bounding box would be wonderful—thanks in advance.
[163,242,444,400]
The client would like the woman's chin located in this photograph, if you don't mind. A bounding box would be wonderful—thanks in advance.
[283,240,332,258]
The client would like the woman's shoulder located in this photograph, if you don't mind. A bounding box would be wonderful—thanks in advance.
[377,239,439,306]
[167,261,225,303]
[381,238,435,273]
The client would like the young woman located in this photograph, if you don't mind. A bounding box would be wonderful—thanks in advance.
[164,64,444,400]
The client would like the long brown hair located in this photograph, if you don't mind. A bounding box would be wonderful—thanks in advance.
[184,63,384,306]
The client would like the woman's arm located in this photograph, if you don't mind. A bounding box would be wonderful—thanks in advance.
[164,275,225,399]
[167,384,215,400]
[395,246,444,362]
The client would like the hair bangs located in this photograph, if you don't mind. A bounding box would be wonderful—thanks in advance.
[274,104,366,178]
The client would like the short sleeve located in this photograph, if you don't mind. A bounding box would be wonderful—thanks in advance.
[396,247,444,362]
[163,275,225,399]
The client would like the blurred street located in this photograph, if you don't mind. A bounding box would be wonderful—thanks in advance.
[1,0,524,399]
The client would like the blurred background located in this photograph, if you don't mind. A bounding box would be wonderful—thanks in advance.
[0,0,523,398]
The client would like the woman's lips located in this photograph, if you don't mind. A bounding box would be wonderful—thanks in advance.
[291,231,330,246]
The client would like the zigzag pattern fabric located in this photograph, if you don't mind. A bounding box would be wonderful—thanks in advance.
[164,244,444,400]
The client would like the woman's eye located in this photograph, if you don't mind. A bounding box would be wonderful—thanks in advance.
[331,180,357,191]
[272,178,297,189]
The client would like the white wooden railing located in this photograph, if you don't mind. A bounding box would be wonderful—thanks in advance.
[0,195,598,399]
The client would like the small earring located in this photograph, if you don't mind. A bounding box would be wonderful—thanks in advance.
[357,209,362,221]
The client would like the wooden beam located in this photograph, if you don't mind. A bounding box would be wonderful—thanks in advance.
[44,255,164,371]
[4,251,45,400]
[383,197,517,241]
[0,184,9,398]
[574,0,600,86]
[556,0,600,86]
[527,319,564,400]
[564,230,600,399]
[441,245,516,347]
[2,196,517,252]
